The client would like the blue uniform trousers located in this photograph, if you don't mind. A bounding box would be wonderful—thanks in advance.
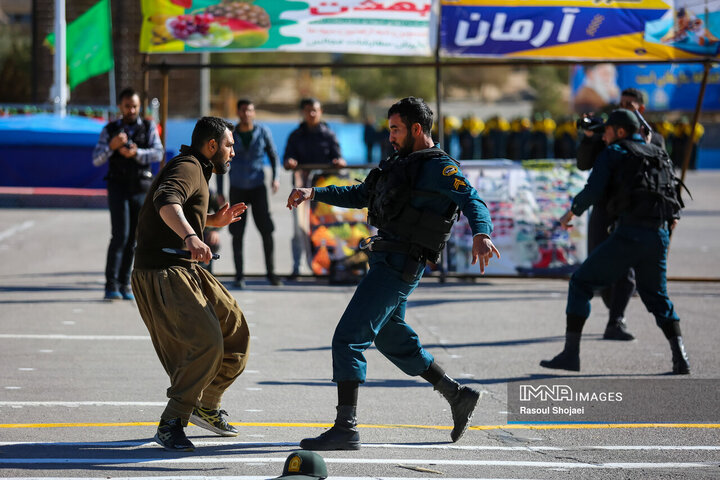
[331,250,435,383]
[566,224,680,327]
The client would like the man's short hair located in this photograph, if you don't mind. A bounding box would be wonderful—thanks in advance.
[300,97,320,110]
[621,88,645,106]
[237,99,253,110]
[191,116,233,149]
[387,97,434,135]
[605,109,639,135]
[117,87,139,104]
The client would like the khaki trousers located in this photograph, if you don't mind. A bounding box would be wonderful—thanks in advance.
[132,265,249,424]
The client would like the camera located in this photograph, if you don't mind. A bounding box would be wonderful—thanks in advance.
[576,115,604,131]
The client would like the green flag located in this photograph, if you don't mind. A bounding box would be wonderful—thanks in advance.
[46,0,114,90]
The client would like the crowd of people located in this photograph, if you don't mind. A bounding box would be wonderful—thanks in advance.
[364,110,705,169]
[92,89,692,453]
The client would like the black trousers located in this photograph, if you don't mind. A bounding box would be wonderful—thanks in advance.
[229,185,275,280]
[587,202,636,322]
[105,182,146,291]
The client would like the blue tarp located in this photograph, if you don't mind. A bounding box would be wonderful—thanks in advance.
[0,114,365,189]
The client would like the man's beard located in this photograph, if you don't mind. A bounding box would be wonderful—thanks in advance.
[211,148,229,174]
[394,135,414,157]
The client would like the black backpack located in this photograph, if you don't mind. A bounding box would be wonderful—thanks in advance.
[606,139,689,222]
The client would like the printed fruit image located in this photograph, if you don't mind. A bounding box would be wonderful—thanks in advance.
[167,13,234,48]
[148,0,270,49]
[204,0,270,48]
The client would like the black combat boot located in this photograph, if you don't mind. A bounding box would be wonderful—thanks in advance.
[299,405,360,451]
[434,375,480,442]
[540,331,581,372]
[668,336,690,374]
[603,317,635,341]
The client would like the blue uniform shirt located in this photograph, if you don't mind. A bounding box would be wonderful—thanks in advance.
[571,133,646,217]
[314,146,493,238]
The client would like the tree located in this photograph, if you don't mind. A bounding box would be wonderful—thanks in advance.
[528,65,569,117]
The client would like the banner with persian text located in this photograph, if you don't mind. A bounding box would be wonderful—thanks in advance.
[440,0,720,61]
[140,0,433,55]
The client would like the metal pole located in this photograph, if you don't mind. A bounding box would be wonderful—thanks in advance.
[142,54,150,115]
[200,52,211,116]
[434,2,449,283]
[108,68,116,113]
[53,0,67,117]
[680,61,710,185]
[160,63,169,168]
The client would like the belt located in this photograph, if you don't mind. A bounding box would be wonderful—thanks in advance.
[617,217,669,230]
[359,236,415,255]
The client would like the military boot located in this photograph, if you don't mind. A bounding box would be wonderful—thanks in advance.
[669,336,690,374]
[603,317,635,341]
[540,332,581,371]
[299,405,360,451]
[434,375,480,442]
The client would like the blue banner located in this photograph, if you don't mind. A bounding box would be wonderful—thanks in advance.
[571,63,720,112]
[440,1,674,59]
[616,63,720,111]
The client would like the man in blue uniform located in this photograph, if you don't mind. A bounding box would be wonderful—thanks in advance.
[540,109,690,375]
[287,97,500,450]
[575,88,667,341]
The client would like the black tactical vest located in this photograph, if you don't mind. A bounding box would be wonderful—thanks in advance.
[364,147,460,261]
[105,119,154,192]
[606,139,684,222]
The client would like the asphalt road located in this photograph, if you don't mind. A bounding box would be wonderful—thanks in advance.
[0,170,719,480]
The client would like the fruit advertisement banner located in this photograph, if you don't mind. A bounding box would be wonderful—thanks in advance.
[140,0,433,55]
[440,0,720,61]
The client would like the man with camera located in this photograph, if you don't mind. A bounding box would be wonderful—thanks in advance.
[92,88,164,300]
[574,88,665,341]
[541,109,689,375]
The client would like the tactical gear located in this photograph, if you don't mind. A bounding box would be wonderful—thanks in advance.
[299,405,360,451]
[606,139,687,224]
[668,336,690,374]
[105,118,154,193]
[540,332,581,372]
[364,147,460,264]
[433,375,480,442]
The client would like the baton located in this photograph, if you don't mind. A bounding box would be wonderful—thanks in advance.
[162,248,220,260]
[633,110,653,137]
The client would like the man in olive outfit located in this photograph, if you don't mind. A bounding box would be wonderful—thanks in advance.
[287,97,500,450]
[132,117,250,451]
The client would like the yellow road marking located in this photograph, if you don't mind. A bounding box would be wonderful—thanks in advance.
[0,421,718,430]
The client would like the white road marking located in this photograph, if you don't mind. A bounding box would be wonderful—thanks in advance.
[18,368,35,371]
[0,457,715,468]
[0,220,35,242]
[0,401,165,407]
[0,334,149,340]
[1,441,719,452]
[0,477,540,480]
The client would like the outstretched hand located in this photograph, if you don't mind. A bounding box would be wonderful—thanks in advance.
[287,188,313,210]
[559,210,574,230]
[471,235,501,275]
[207,202,247,227]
